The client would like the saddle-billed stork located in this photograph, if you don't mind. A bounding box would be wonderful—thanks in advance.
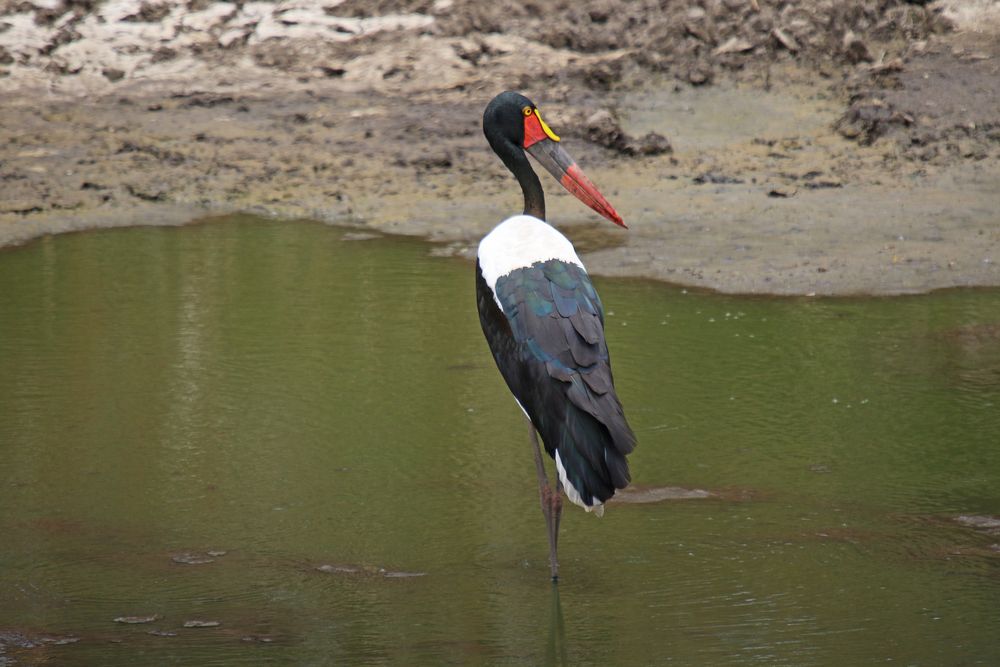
[475,91,637,580]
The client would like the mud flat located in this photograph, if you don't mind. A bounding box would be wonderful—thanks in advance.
[1,0,998,295]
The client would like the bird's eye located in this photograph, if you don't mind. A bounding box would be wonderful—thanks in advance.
[522,106,533,116]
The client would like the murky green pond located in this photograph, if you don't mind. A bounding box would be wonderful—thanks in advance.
[2,216,999,665]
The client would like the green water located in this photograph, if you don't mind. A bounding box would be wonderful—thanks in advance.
[1,216,999,665]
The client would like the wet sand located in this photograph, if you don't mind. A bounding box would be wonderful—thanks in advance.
[1,0,998,295]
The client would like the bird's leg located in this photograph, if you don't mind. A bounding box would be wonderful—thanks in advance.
[545,485,560,582]
[527,423,560,581]
[528,422,549,501]
[550,478,563,576]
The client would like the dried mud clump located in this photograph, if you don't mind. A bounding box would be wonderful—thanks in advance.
[583,109,672,156]
[121,2,171,23]
[434,0,954,87]
[0,0,957,98]
[834,96,914,145]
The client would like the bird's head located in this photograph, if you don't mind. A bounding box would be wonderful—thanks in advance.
[483,91,626,228]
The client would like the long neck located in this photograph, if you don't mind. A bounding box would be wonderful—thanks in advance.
[494,138,545,220]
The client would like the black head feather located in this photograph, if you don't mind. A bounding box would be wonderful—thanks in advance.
[483,90,534,150]
[482,91,545,220]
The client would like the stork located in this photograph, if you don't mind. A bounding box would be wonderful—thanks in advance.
[475,91,637,580]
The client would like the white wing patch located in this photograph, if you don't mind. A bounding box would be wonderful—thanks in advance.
[477,215,586,302]
[555,450,605,517]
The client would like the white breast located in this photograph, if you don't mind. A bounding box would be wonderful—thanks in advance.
[477,215,585,293]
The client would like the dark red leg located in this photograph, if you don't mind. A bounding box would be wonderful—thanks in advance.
[550,478,563,575]
[528,422,560,581]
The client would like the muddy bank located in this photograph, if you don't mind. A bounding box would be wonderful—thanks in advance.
[1,0,999,295]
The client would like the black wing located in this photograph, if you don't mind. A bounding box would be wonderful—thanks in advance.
[476,259,636,507]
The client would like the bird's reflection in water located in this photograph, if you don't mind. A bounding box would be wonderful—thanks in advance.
[546,585,569,666]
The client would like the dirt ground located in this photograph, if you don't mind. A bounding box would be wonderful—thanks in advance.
[1,0,998,295]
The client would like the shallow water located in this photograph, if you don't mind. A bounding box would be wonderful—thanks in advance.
[1,216,999,665]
